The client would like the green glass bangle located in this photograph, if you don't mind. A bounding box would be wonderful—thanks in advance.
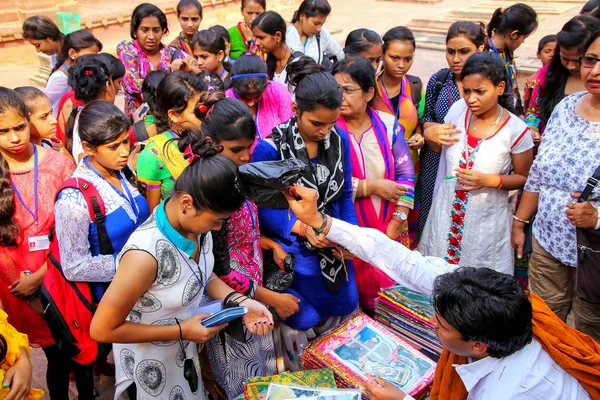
[314,212,328,235]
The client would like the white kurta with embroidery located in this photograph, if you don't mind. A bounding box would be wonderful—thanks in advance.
[113,209,213,400]
[418,100,534,274]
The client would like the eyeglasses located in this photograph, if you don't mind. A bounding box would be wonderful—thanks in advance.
[341,86,362,96]
[580,55,600,68]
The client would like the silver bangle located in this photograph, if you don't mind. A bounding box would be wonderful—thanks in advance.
[513,215,530,224]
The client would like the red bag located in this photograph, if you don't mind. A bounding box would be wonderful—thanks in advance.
[38,177,113,365]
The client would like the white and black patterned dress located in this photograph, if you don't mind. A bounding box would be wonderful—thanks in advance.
[113,208,213,400]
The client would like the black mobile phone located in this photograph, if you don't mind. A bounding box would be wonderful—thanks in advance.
[139,142,146,151]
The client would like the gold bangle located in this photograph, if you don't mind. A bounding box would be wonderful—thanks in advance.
[362,179,367,196]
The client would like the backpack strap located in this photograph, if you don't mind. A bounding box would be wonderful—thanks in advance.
[432,68,450,108]
[57,177,114,255]
[132,120,149,142]
[579,166,600,203]
[316,32,322,64]
[406,74,423,108]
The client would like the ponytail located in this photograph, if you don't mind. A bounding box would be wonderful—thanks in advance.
[487,4,538,38]
[286,56,342,114]
[194,91,256,142]
[175,131,244,214]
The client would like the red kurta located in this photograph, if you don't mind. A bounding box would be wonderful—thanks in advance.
[0,147,74,347]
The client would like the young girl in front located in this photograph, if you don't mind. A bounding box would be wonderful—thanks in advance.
[194,91,299,397]
[170,0,203,55]
[0,88,96,399]
[137,72,205,210]
[228,0,266,60]
[487,4,538,117]
[419,52,534,273]
[192,29,232,88]
[90,132,274,400]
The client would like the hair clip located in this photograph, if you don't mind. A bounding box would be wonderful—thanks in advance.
[231,73,268,80]
[183,144,201,164]
[500,7,505,13]
[207,85,215,92]
[84,70,93,76]
[197,102,208,114]
[206,105,216,118]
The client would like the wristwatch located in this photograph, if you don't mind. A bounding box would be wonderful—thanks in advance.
[392,211,408,221]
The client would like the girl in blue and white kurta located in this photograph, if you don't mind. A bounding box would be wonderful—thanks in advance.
[54,101,150,303]
[54,161,149,297]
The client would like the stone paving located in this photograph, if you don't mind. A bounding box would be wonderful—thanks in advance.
[0,0,583,397]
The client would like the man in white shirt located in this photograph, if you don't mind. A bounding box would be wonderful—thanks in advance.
[282,186,599,400]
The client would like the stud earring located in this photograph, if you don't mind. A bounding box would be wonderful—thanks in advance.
[182,209,187,214]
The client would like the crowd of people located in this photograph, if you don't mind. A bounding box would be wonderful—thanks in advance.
[0,0,599,398]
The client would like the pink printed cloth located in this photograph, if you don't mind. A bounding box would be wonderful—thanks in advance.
[212,201,263,297]
[117,39,195,116]
[226,81,294,152]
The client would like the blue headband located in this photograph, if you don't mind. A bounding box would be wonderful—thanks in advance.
[231,73,268,80]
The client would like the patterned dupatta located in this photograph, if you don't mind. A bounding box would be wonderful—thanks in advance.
[270,117,347,292]
[176,32,194,56]
[336,108,395,231]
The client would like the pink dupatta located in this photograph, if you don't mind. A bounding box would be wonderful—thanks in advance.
[337,109,397,309]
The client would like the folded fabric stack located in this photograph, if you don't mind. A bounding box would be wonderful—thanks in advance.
[301,312,436,400]
[265,383,361,400]
[244,368,337,400]
[375,285,443,360]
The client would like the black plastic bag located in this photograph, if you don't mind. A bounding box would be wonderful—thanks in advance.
[263,253,295,292]
[236,159,308,208]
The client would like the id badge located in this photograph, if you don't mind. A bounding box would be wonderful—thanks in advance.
[28,235,49,252]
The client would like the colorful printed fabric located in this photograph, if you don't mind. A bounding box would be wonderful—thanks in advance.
[169,32,194,56]
[336,109,414,310]
[374,71,421,168]
[244,368,337,400]
[0,147,74,347]
[212,201,262,297]
[117,40,195,116]
[301,312,436,399]
[523,64,549,134]
[137,131,187,200]
[489,41,524,116]
[375,285,443,359]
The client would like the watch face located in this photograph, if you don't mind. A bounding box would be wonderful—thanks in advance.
[399,212,407,221]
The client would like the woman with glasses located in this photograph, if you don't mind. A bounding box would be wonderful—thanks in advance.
[333,56,414,313]
[525,16,600,136]
[225,52,293,151]
[512,30,600,343]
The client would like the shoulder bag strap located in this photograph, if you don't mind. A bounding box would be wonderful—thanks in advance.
[579,165,600,203]
[57,177,115,255]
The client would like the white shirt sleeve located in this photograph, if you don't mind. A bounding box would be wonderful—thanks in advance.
[319,27,345,61]
[54,192,116,282]
[71,114,84,163]
[286,24,305,54]
[326,218,457,295]
[44,71,69,117]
